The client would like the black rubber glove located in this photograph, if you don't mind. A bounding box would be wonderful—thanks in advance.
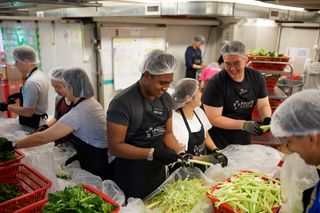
[7,93,20,104]
[0,137,15,152]
[153,147,179,165]
[262,117,271,125]
[0,102,8,112]
[178,152,193,162]
[242,121,263,136]
[210,148,228,167]
[34,124,49,133]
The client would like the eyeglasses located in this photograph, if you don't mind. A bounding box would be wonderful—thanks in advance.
[224,61,242,69]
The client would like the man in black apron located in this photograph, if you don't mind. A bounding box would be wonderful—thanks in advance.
[107,50,181,199]
[0,45,49,129]
[202,41,272,149]
[185,35,206,79]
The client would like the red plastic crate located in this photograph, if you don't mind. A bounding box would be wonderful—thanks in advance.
[207,171,281,213]
[15,184,120,213]
[247,55,289,71]
[0,163,52,212]
[0,149,25,167]
[265,75,281,90]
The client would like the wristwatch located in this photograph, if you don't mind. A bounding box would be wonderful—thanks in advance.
[147,148,154,161]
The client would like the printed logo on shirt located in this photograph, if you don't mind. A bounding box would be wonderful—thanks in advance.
[233,100,254,111]
[239,88,248,95]
[145,125,166,138]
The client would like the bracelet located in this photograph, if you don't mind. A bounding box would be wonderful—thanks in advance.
[147,148,154,161]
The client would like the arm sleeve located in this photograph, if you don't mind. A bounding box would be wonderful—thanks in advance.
[22,81,39,108]
[202,77,224,107]
[107,98,131,126]
[195,107,212,131]
[59,108,80,130]
[185,47,194,69]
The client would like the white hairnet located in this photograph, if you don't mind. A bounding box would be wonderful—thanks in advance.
[48,67,67,81]
[142,49,177,75]
[62,67,94,98]
[172,78,198,110]
[193,35,205,43]
[13,45,39,64]
[271,89,320,137]
[221,40,247,58]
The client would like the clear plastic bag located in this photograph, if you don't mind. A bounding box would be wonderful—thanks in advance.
[120,198,151,213]
[279,153,319,213]
[102,180,126,207]
[69,165,103,190]
[143,167,214,213]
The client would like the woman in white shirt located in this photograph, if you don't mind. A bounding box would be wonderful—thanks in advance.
[171,78,227,168]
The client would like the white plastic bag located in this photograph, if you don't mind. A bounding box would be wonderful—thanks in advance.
[102,180,126,207]
[279,153,319,213]
[69,164,103,190]
[120,198,151,213]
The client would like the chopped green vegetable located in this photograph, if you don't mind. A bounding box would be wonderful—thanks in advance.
[248,48,285,57]
[209,171,283,213]
[43,184,117,213]
[260,125,271,133]
[0,183,20,203]
[0,137,17,162]
[145,178,209,213]
[56,170,71,180]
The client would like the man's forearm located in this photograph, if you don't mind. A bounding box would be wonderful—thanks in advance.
[109,143,150,160]
[210,116,244,130]
[8,105,35,117]
[163,133,181,153]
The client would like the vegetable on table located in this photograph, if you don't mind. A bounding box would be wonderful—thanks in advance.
[260,125,271,133]
[43,184,117,213]
[208,171,283,213]
[0,137,17,162]
[145,178,209,213]
[0,183,20,203]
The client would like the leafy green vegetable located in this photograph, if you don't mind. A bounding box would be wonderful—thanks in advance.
[209,171,283,213]
[248,48,285,57]
[43,184,117,213]
[0,137,17,162]
[145,178,209,213]
[0,183,20,203]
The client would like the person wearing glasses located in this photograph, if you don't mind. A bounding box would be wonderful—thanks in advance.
[0,45,49,129]
[270,89,320,212]
[202,40,272,149]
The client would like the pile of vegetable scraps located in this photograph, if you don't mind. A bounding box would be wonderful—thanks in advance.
[43,184,117,213]
[145,178,209,213]
[209,171,283,213]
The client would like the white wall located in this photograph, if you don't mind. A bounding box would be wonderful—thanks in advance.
[38,21,96,116]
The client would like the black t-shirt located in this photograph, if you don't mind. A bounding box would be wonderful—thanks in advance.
[202,67,267,148]
[107,81,173,141]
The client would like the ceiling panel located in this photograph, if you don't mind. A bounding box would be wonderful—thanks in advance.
[258,0,320,11]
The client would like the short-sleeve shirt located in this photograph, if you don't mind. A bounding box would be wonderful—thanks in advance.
[59,97,107,149]
[202,67,267,148]
[107,82,172,141]
[22,69,49,114]
[185,46,202,71]
[172,107,212,151]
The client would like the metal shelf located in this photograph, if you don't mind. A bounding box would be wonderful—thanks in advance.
[268,86,287,100]
[261,70,291,75]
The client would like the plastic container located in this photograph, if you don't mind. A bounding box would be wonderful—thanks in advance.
[15,184,120,213]
[247,55,290,71]
[0,163,52,213]
[277,78,304,95]
[0,149,25,167]
[207,171,281,213]
[264,74,281,90]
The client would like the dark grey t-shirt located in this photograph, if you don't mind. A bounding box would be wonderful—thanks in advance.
[107,82,173,141]
[202,67,267,148]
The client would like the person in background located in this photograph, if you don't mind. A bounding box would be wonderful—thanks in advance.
[185,35,206,79]
[9,67,112,180]
[217,40,229,69]
[0,45,49,129]
[171,78,228,170]
[202,40,272,149]
[199,62,221,92]
[270,89,320,213]
[303,46,320,90]
[107,50,181,199]
[35,67,73,145]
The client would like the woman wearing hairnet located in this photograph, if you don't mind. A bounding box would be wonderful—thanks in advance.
[0,45,49,129]
[35,68,74,145]
[107,50,181,199]
[271,89,320,212]
[202,40,272,149]
[12,67,112,180]
[171,78,227,169]
[185,35,206,79]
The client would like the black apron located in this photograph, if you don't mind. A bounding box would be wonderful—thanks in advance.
[186,51,202,79]
[66,98,113,180]
[19,67,48,129]
[114,83,169,199]
[180,109,206,156]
